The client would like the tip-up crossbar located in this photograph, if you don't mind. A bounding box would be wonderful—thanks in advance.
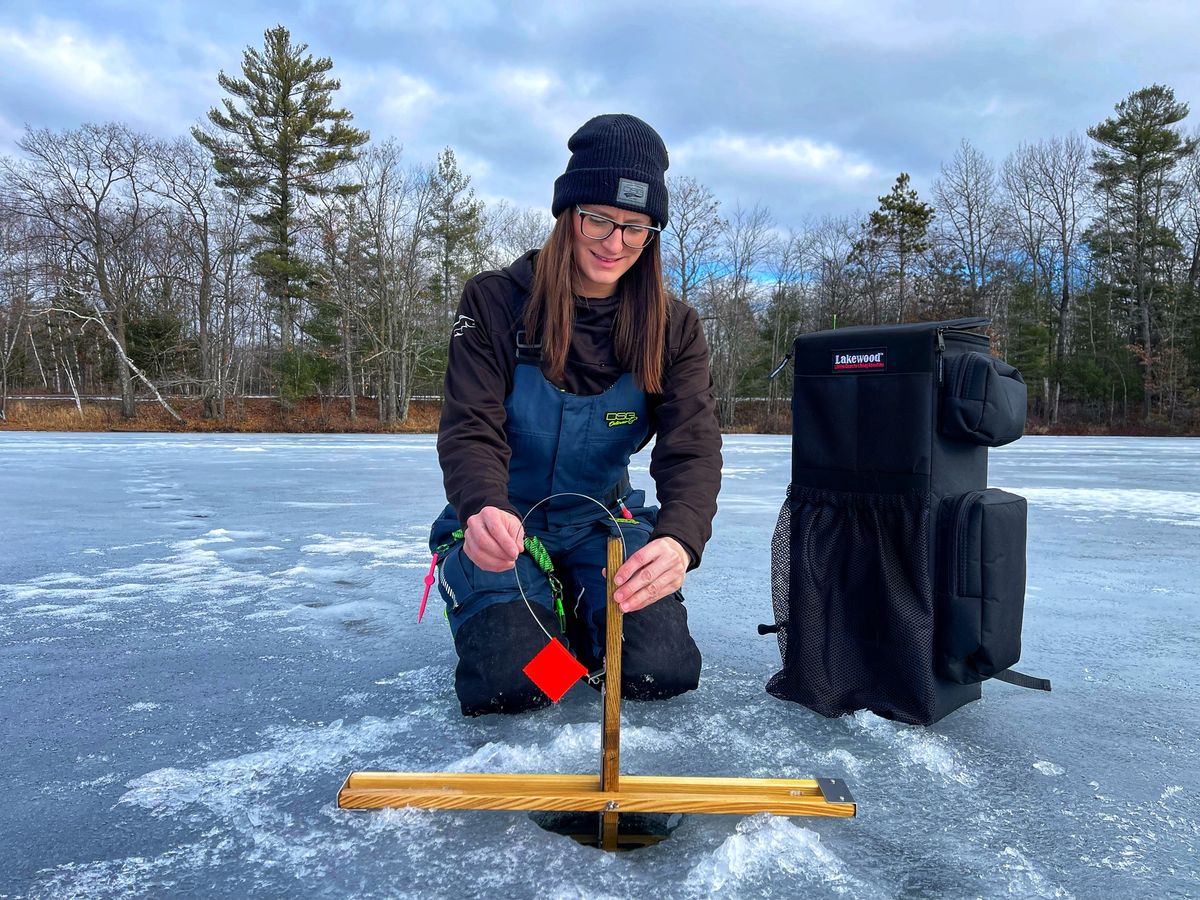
[337,771,856,817]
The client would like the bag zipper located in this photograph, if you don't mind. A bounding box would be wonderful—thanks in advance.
[955,349,971,399]
[768,352,792,381]
[948,490,983,595]
[936,326,990,384]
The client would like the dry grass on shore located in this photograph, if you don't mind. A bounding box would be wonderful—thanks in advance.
[0,396,442,433]
[2,395,1193,437]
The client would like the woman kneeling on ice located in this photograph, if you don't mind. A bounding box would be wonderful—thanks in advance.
[429,113,722,716]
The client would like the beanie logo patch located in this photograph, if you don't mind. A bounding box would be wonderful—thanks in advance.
[616,178,649,208]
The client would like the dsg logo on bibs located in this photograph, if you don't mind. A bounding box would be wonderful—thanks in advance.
[605,411,639,427]
[831,348,886,373]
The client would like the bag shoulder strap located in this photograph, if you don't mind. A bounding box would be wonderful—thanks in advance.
[992,668,1052,692]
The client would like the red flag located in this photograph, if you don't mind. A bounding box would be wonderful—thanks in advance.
[522,639,587,702]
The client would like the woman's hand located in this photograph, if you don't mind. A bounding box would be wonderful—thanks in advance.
[611,536,689,613]
[463,506,524,572]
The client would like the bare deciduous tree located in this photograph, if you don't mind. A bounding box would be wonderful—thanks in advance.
[663,175,722,306]
[933,139,1006,317]
[2,123,158,418]
[700,204,775,426]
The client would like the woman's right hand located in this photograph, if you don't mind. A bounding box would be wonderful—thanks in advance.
[463,506,525,572]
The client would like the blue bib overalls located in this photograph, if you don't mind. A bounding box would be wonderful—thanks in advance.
[429,341,702,716]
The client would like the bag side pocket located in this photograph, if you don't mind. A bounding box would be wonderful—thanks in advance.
[937,489,1028,683]
[767,485,936,723]
[941,352,1027,447]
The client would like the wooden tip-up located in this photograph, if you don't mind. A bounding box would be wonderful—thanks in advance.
[339,538,857,848]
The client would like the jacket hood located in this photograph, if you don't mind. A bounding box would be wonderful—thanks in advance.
[500,249,538,292]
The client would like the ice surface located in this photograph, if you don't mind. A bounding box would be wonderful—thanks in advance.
[1,433,1198,898]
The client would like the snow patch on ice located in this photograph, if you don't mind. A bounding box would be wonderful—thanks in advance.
[32,841,224,900]
[280,564,373,587]
[685,814,871,895]
[447,722,676,773]
[279,501,361,508]
[1,534,281,629]
[126,702,161,712]
[218,546,282,563]
[301,532,426,561]
[721,466,768,479]
[996,846,1075,898]
[848,712,977,786]
[1034,760,1066,777]
[120,716,412,818]
[1007,486,1200,526]
[205,528,268,540]
[815,747,866,777]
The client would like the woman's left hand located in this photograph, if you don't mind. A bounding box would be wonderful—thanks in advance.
[611,536,689,613]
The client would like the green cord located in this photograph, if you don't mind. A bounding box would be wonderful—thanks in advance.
[433,528,465,558]
[522,534,553,571]
[433,529,566,632]
[524,535,566,631]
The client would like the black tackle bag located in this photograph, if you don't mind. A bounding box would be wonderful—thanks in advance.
[761,317,1049,726]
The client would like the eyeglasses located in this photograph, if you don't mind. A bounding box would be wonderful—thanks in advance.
[576,206,661,249]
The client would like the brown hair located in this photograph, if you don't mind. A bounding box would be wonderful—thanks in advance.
[525,210,668,393]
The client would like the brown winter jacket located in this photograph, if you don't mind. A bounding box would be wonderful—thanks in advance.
[436,249,722,568]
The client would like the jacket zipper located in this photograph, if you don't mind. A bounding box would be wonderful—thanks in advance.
[438,564,459,610]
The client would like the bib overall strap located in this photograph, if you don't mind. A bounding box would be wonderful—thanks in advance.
[515,329,542,364]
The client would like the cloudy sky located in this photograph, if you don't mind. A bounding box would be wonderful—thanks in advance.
[2,1,1199,229]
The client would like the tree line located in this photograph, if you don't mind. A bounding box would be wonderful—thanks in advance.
[1,26,1197,432]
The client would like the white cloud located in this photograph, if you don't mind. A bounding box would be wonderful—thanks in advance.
[0,17,185,132]
[334,62,441,136]
[0,110,21,153]
[674,132,878,185]
[978,94,1037,120]
[491,67,557,102]
[378,75,439,126]
[452,148,494,180]
[341,0,501,30]
[0,20,138,97]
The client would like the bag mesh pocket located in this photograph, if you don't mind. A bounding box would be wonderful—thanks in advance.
[768,485,795,667]
[767,486,937,724]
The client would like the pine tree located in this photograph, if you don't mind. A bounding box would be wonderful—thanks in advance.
[863,173,934,322]
[426,147,483,319]
[1086,84,1196,420]
[193,25,368,398]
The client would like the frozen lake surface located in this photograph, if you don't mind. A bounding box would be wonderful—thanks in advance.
[1,432,1197,898]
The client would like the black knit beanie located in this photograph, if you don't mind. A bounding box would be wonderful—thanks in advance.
[552,113,669,227]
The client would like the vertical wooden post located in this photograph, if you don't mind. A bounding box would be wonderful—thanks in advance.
[600,534,624,850]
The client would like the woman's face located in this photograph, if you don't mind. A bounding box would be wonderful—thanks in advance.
[570,204,651,298]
